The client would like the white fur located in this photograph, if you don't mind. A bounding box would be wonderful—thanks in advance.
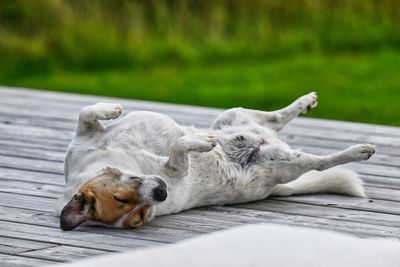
[58,93,375,226]
[270,167,366,197]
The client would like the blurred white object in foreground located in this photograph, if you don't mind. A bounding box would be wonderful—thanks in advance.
[49,223,400,267]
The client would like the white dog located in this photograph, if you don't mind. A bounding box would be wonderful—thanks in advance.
[58,92,375,230]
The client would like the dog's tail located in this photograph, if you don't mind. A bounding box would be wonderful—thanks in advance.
[270,167,366,198]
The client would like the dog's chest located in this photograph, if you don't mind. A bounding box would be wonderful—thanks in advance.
[96,121,183,157]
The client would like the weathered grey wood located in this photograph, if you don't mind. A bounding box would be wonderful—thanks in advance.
[0,253,55,267]
[0,206,198,243]
[19,245,107,262]
[2,191,400,240]
[3,86,400,137]
[2,88,400,147]
[0,236,54,254]
[0,221,163,252]
[0,138,67,153]
[0,179,62,198]
[0,168,64,186]
[0,145,65,162]
[1,86,400,266]
[2,200,400,243]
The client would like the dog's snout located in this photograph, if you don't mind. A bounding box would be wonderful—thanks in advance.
[153,186,167,202]
[155,177,167,189]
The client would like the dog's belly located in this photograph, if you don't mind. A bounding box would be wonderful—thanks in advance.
[101,111,186,156]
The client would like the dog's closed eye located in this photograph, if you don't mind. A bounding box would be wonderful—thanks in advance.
[114,195,129,204]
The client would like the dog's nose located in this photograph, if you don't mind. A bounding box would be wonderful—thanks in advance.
[153,186,167,202]
[155,177,167,189]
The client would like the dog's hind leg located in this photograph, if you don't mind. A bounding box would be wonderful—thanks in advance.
[76,103,123,135]
[260,144,375,184]
[210,92,317,131]
[164,135,218,178]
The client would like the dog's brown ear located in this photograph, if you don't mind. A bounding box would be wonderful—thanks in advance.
[60,193,91,231]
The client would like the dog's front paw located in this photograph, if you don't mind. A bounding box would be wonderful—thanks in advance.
[297,92,318,113]
[345,144,376,161]
[191,135,218,152]
[178,134,218,153]
[142,207,156,224]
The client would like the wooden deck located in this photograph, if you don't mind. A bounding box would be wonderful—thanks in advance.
[1,86,399,266]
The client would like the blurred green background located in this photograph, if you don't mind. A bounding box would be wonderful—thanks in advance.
[0,0,399,125]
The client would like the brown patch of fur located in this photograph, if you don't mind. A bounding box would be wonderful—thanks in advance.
[78,169,143,226]
[122,206,151,228]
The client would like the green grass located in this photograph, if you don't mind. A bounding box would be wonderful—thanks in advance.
[1,0,400,126]
[2,50,399,126]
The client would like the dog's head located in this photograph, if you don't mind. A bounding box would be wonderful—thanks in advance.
[60,167,167,231]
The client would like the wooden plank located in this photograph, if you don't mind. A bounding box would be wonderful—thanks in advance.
[231,199,400,228]
[0,112,76,131]
[282,132,400,157]
[0,167,65,186]
[151,209,400,239]
[2,86,400,139]
[270,194,400,215]
[2,86,400,266]
[0,253,56,267]
[0,206,197,243]
[0,145,65,162]
[0,138,67,153]
[2,190,400,240]
[3,86,400,137]
[19,245,106,262]
[0,154,64,175]
[0,221,163,252]
[362,175,400,190]
[293,117,400,137]
[0,179,62,198]
[0,124,73,141]
[181,207,400,238]
[1,86,400,139]
[2,170,400,216]
[1,201,399,242]
[0,192,56,212]
[0,236,53,254]
[0,237,110,265]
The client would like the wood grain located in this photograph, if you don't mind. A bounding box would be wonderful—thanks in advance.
[0,86,399,266]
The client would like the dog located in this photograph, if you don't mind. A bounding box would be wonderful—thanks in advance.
[57,92,375,230]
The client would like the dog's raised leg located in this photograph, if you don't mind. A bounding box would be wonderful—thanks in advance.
[164,135,218,179]
[211,92,317,131]
[261,144,375,184]
[76,103,123,135]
